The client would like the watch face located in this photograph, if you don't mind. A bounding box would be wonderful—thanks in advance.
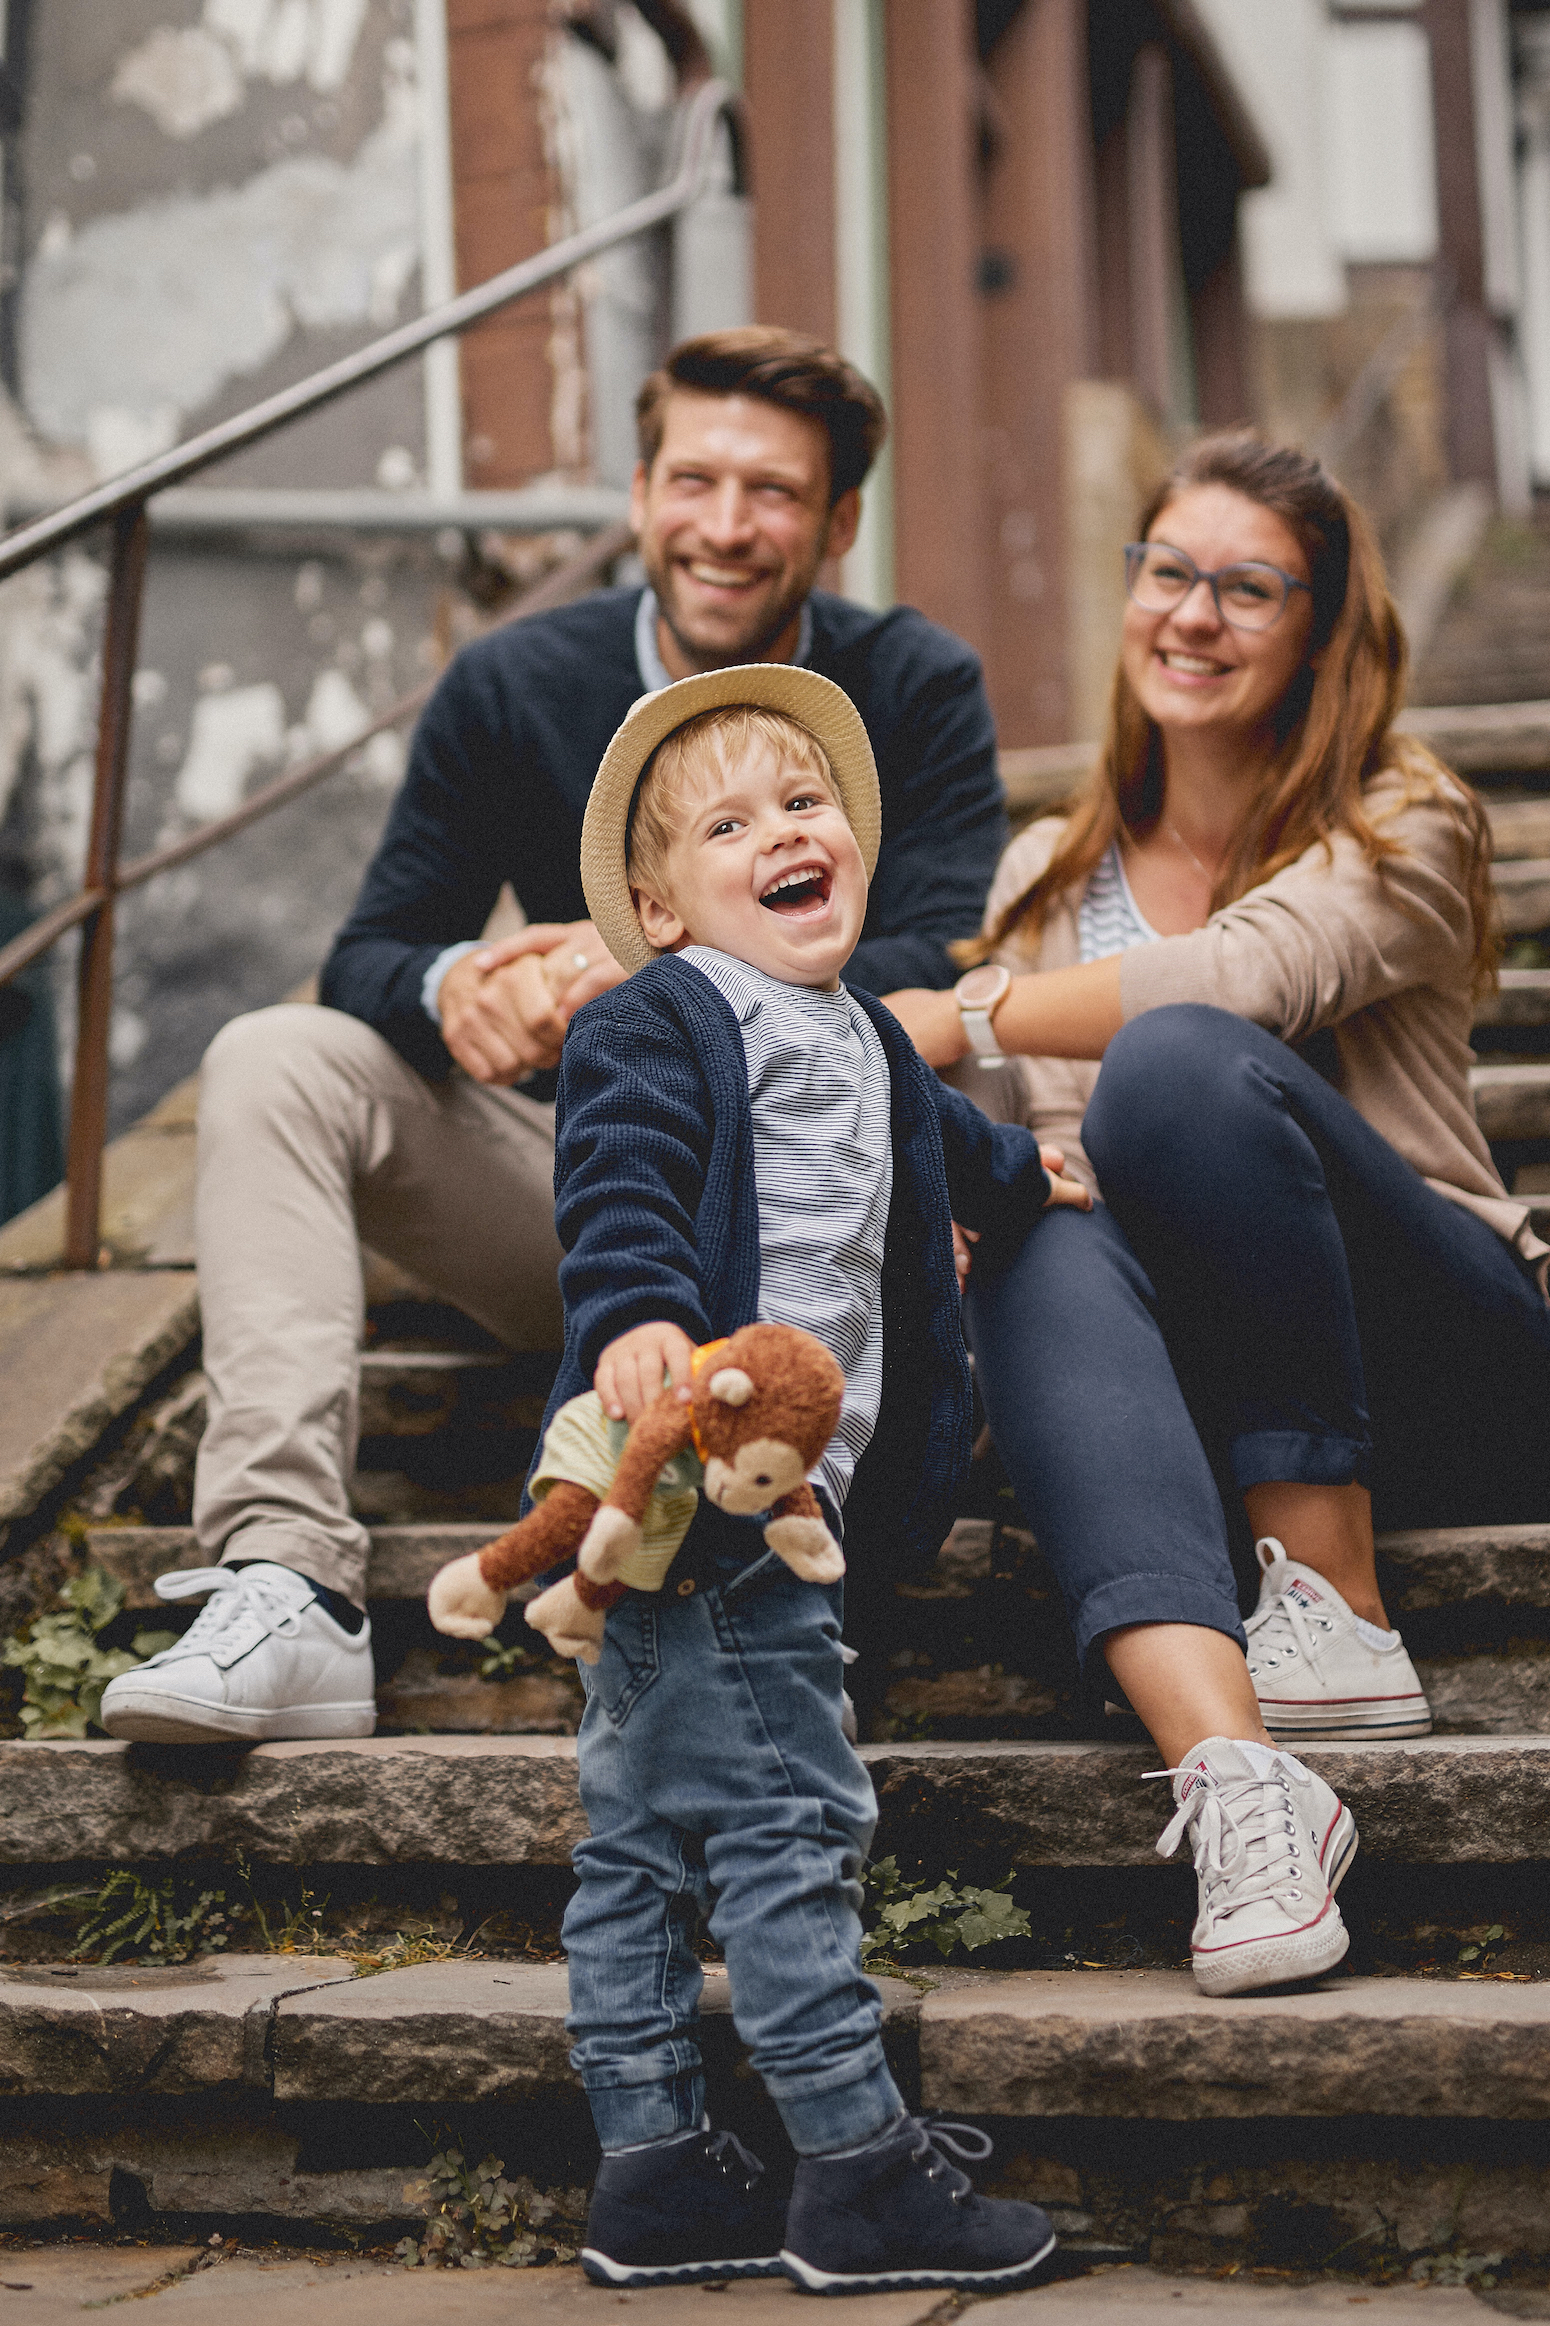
[957,965,1007,1007]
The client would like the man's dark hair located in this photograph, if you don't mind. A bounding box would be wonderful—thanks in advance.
[635,327,888,504]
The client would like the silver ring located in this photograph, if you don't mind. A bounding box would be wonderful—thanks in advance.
[572,951,590,971]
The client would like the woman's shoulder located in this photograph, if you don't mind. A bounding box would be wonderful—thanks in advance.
[984,812,1074,927]
[1358,740,1483,877]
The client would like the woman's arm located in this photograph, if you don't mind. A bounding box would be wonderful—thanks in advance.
[886,955,1124,1069]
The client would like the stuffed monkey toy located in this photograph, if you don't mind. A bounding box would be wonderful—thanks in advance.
[427,1322,846,1663]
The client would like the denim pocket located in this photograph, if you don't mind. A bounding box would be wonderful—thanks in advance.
[594,1593,661,1729]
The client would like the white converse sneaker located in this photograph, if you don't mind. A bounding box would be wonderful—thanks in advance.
[98,1563,376,1743]
[1150,1736,1357,1996]
[1247,1539,1432,1742]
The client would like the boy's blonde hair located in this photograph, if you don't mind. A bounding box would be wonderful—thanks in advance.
[626,704,839,905]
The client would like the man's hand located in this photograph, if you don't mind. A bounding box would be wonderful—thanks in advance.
[439,920,626,1083]
[595,1321,696,1423]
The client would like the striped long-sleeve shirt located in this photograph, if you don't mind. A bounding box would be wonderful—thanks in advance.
[683,946,891,1510]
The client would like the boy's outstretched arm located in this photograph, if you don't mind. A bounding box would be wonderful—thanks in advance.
[933,1080,1090,1267]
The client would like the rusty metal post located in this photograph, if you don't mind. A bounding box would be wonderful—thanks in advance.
[63,502,149,1269]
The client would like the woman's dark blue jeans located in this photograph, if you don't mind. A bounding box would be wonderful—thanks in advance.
[965,1004,1550,1678]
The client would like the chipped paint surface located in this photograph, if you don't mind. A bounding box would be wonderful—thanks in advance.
[25,40,420,472]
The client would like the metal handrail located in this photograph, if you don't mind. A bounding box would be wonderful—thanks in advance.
[0,79,737,1268]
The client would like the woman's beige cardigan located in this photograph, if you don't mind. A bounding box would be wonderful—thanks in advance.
[977,764,1550,1293]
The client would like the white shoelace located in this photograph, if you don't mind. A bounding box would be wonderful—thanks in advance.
[145,1565,307,1665]
[1146,1762,1311,1923]
[1243,1576,1335,1680]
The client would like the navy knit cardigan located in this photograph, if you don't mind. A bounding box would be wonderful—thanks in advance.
[544,956,1052,1566]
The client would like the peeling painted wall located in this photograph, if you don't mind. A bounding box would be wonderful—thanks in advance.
[0,1,749,1159]
[0,0,444,1139]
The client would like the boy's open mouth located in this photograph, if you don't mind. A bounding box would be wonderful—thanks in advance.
[759,864,832,914]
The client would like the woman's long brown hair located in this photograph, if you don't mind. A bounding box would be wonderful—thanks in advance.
[970,432,1498,992]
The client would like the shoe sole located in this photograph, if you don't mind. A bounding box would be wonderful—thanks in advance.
[1191,1805,1358,1998]
[98,1694,377,1744]
[581,2249,784,2286]
[780,2232,1057,2295]
[1261,1706,1433,1741]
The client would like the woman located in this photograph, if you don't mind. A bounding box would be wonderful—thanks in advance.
[887,432,1550,1999]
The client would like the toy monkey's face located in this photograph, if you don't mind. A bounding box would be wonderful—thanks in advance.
[703,1438,809,1514]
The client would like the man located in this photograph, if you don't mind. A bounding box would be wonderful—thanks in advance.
[100,327,1008,1745]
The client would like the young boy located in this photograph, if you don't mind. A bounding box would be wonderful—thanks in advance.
[540,664,1085,2295]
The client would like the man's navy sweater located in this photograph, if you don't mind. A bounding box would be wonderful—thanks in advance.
[319,586,1006,1080]
[547,957,1052,1566]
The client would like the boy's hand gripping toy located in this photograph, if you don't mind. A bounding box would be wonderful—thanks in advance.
[427,1322,846,1663]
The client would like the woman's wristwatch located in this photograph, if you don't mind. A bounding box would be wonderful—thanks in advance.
[953,963,1013,1066]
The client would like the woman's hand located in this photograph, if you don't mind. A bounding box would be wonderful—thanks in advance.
[883,987,969,1068]
[1039,1143,1093,1211]
[595,1321,696,1423]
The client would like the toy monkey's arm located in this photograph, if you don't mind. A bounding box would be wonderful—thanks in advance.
[577,1390,696,1581]
[763,1480,845,1584]
[428,1482,607,1638]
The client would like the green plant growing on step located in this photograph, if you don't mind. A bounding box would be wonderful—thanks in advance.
[477,1636,539,1682]
[396,2141,588,2269]
[71,1870,232,1966]
[0,1566,175,1739]
[233,1852,334,1955]
[860,1855,1030,1966]
[1457,1923,1505,1968]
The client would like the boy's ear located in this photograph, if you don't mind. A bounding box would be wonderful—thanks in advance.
[634,885,689,952]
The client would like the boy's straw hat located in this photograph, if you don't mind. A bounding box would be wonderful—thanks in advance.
[581,662,881,973]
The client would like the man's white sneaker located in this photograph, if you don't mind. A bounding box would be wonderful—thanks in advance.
[98,1564,376,1743]
[1246,1539,1432,1742]
[1150,1736,1357,1997]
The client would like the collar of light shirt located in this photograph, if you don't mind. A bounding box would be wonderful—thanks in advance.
[634,587,814,695]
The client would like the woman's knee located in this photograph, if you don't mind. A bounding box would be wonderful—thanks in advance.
[1085,1005,1269,1186]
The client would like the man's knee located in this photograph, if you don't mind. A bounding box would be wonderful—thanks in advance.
[200,1004,396,1127]
[1085,1005,1262,1185]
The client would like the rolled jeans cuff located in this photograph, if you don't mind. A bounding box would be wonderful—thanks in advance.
[763,2043,904,2157]
[1075,1572,1247,1674]
[581,2065,706,2152]
[1230,1430,1371,1494]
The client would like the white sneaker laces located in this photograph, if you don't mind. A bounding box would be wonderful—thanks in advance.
[146,1566,308,1664]
[1146,1763,1310,1923]
[1244,1577,1335,1679]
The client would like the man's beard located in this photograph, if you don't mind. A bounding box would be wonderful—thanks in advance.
[645,549,818,668]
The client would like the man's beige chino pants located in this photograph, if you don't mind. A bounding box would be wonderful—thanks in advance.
[194,1005,565,1605]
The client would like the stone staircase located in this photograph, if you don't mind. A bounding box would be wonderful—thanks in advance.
[0,722,1549,2280]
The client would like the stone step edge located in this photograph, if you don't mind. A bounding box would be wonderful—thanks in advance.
[83,1519,1550,1611]
[2,1956,1547,2124]
[2,1734,1548,1870]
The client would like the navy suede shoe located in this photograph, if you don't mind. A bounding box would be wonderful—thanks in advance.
[781,2116,1056,2295]
[580,2126,787,2286]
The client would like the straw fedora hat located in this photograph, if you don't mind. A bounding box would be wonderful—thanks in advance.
[580,663,881,974]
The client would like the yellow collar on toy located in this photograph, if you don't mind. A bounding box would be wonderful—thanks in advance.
[686,1337,732,1467]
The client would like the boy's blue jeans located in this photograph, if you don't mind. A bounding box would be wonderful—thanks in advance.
[563,1520,903,2156]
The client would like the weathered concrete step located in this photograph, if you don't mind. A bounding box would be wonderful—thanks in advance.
[1376,1520,1550,1609]
[920,1967,1550,2121]
[0,1955,917,2106]
[1491,858,1550,933]
[3,1735,1548,1869]
[0,1275,199,1557]
[84,1523,516,1607]
[1470,1059,1550,1138]
[91,1518,1550,1617]
[1474,966,1550,1026]
[5,1955,1548,2123]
